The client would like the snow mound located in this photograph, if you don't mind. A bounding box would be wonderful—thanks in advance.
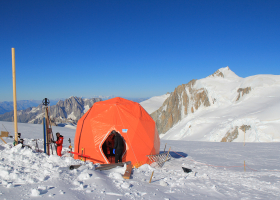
[30,188,40,196]
[0,128,279,199]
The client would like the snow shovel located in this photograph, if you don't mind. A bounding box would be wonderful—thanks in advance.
[182,167,192,173]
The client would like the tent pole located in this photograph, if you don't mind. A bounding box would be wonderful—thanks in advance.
[11,48,18,145]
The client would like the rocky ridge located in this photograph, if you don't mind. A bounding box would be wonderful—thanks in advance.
[151,80,211,134]
[0,96,101,125]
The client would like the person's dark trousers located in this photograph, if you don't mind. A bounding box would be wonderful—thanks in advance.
[115,149,122,163]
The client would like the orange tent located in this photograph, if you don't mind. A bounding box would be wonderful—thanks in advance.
[74,97,160,166]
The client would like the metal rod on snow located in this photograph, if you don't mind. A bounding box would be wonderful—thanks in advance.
[45,107,50,155]
[11,48,18,145]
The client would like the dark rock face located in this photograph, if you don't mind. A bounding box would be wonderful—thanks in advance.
[209,69,225,78]
[221,127,239,142]
[151,79,211,134]
[221,125,251,142]
[0,97,101,125]
[236,87,251,101]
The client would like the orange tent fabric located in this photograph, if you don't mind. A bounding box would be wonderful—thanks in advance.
[74,97,160,166]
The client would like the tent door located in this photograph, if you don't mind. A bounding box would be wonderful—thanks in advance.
[101,134,126,164]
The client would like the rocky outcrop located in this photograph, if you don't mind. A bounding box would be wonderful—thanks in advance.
[221,125,251,142]
[236,87,251,101]
[209,69,225,78]
[151,79,211,134]
[0,97,102,125]
[221,127,239,142]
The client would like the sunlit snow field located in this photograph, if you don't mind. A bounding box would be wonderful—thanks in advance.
[0,121,280,199]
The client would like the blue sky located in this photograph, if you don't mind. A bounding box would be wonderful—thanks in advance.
[1,0,279,101]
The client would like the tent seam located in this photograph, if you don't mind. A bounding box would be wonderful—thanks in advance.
[116,106,139,164]
[78,105,94,154]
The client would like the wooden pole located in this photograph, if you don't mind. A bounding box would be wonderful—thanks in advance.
[0,137,7,144]
[43,117,47,153]
[149,171,154,183]
[164,143,167,153]
[164,147,171,164]
[11,48,18,145]
[243,127,245,146]
[244,160,246,172]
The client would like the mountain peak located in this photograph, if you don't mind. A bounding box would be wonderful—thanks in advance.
[209,66,240,79]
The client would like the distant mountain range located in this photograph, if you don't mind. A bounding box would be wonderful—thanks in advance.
[89,95,148,103]
[0,99,61,114]
[0,95,148,125]
[0,97,148,115]
[0,97,101,125]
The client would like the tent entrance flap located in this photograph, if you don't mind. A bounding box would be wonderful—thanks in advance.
[101,132,126,164]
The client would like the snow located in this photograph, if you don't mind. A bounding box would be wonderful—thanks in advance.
[161,67,280,142]
[0,121,280,199]
[140,94,170,114]
[1,121,76,142]
[67,112,77,120]
[28,113,44,123]
[83,105,90,113]
[28,107,40,114]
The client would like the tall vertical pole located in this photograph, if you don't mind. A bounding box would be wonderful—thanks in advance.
[45,107,50,155]
[42,98,51,155]
[243,127,245,146]
[11,48,18,145]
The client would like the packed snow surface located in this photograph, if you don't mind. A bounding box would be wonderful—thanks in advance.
[1,122,280,199]
[140,94,170,114]
[161,67,280,142]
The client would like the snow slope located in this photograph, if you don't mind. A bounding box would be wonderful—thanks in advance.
[0,122,280,199]
[140,94,170,114]
[161,67,280,142]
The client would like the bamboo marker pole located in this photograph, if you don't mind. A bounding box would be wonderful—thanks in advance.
[243,127,245,146]
[164,147,171,164]
[244,160,246,172]
[149,171,154,183]
[11,48,18,145]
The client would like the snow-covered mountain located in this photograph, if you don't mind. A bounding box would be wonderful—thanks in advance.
[140,93,170,114]
[0,96,101,125]
[149,67,280,142]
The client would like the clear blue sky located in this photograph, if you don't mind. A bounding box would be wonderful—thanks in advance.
[1,0,279,101]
